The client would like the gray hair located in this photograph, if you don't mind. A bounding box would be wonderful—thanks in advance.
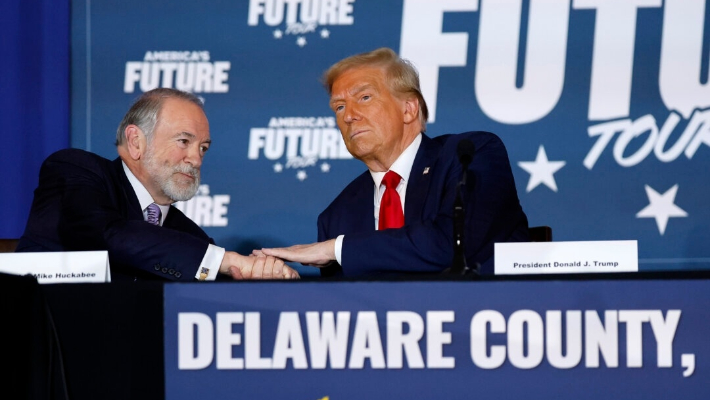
[115,88,204,146]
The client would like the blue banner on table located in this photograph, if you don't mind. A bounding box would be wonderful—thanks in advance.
[71,1,710,274]
[164,281,710,399]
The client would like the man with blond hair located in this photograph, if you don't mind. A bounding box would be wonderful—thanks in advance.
[263,48,528,277]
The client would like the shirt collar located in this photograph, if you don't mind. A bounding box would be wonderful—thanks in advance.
[370,133,422,187]
[122,161,169,224]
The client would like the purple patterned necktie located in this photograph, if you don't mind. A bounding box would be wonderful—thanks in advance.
[146,203,161,226]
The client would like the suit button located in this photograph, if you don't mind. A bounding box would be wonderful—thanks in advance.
[175,272,182,279]
[161,267,168,274]
[154,264,161,271]
[168,268,175,275]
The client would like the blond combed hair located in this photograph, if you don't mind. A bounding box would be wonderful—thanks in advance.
[323,48,428,131]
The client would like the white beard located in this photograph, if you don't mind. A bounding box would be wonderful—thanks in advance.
[143,148,200,202]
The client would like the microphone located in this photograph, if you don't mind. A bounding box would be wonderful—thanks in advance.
[457,139,476,170]
[449,139,477,276]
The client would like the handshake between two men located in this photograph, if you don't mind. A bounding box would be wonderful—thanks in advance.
[15,48,529,282]
[219,240,334,281]
[249,239,337,279]
[219,250,300,280]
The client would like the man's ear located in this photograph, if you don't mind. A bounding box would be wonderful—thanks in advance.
[124,125,146,160]
[402,96,420,125]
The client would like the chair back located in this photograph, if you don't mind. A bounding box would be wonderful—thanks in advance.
[0,239,19,253]
[528,226,552,242]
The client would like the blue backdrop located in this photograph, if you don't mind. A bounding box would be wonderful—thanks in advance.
[9,0,709,275]
[1,0,69,239]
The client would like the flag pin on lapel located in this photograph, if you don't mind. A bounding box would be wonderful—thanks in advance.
[423,167,430,175]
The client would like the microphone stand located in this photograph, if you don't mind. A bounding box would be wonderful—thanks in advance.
[449,139,478,276]
[450,175,471,275]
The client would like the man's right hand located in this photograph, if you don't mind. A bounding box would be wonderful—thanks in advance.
[219,251,300,280]
[259,239,337,268]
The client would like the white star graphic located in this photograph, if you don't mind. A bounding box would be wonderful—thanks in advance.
[320,28,330,39]
[296,36,307,47]
[636,184,688,235]
[296,170,308,181]
[320,162,331,173]
[273,163,283,173]
[273,29,283,39]
[518,145,566,193]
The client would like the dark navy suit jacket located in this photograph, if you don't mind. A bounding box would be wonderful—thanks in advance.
[318,132,529,277]
[16,149,212,282]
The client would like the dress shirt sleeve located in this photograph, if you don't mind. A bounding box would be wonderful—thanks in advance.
[195,244,225,281]
[334,235,345,264]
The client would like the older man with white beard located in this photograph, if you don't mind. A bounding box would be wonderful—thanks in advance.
[16,88,299,282]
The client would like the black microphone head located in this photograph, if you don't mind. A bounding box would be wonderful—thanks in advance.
[457,139,476,167]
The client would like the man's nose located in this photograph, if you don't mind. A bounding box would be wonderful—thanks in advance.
[184,145,203,168]
[343,103,360,123]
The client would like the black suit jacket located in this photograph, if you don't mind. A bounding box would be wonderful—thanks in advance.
[318,132,529,277]
[16,149,212,282]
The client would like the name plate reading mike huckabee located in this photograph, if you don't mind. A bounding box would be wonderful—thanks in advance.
[0,251,111,283]
[494,240,638,275]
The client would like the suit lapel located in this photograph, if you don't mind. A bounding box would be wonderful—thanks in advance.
[346,173,376,232]
[163,207,179,228]
[113,157,144,221]
[162,206,190,231]
[405,134,442,224]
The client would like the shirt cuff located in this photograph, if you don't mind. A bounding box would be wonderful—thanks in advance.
[195,244,225,281]
[334,235,344,265]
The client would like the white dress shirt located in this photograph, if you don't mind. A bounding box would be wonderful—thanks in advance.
[334,133,422,263]
[123,162,224,280]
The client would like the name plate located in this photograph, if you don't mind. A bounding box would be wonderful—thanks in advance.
[0,251,111,283]
[494,240,638,275]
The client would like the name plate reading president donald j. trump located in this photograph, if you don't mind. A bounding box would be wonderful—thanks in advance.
[494,240,638,275]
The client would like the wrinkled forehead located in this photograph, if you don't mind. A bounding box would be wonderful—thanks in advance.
[330,66,388,97]
[155,98,210,137]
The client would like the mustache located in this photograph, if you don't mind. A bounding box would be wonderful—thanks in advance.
[174,164,200,179]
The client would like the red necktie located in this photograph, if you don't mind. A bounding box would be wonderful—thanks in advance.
[379,171,404,230]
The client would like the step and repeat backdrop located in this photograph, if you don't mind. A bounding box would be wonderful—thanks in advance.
[71,0,710,275]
